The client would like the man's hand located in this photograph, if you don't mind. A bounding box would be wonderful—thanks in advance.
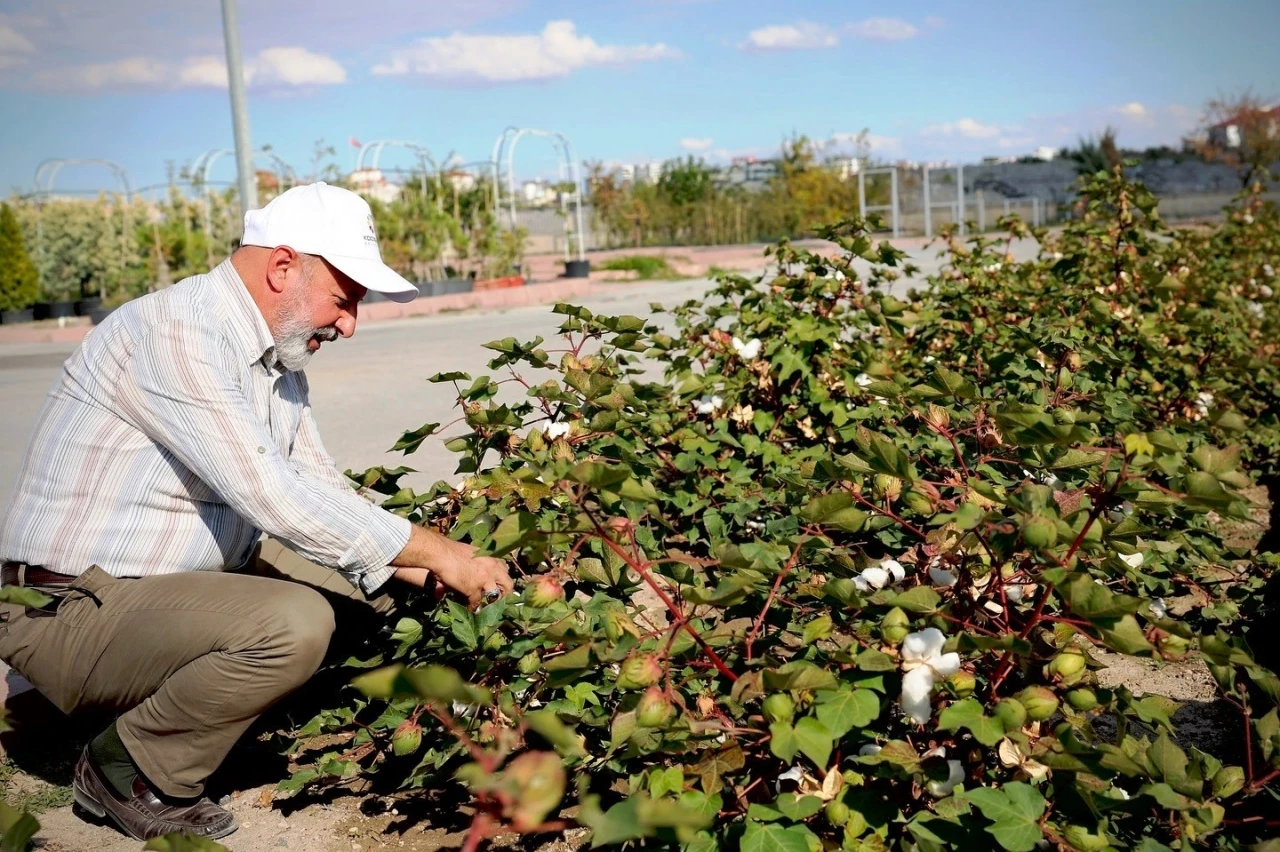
[391,525,514,607]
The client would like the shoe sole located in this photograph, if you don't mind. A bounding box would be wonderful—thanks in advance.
[73,781,239,841]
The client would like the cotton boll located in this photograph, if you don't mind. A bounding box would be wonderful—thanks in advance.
[1119,552,1143,569]
[775,765,805,795]
[858,744,882,757]
[879,559,906,584]
[1149,598,1168,619]
[859,566,890,590]
[545,421,572,439]
[926,760,966,797]
[929,564,957,587]
[899,666,936,725]
[855,373,873,388]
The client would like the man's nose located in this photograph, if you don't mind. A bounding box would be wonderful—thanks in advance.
[336,311,356,338]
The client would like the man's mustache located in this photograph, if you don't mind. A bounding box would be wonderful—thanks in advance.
[313,327,339,343]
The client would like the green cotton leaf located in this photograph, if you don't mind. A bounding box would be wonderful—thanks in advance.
[647,767,684,798]
[274,768,320,799]
[937,698,1006,746]
[740,821,815,852]
[351,663,491,706]
[0,801,42,852]
[763,661,839,693]
[683,575,755,606]
[391,422,439,454]
[1183,471,1235,511]
[769,721,797,762]
[799,493,868,532]
[792,716,835,767]
[446,600,479,650]
[775,793,823,821]
[1129,694,1180,731]
[570,461,633,490]
[1064,575,1143,620]
[802,615,834,645]
[890,585,942,613]
[963,782,1047,852]
[490,510,536,556]
[690,745,745,795]
[525,709,586,759]
[428,370,471,383]
[1098,615,1156,655]
[0,585,53,609]
[814,688,880,736]
[1148,732,1188,783]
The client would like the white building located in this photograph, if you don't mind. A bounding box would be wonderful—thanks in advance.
[1033,146,1058,161]
[347,168,401,203]
[620,162,663,185]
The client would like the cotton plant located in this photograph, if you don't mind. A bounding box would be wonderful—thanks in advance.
[544,421,573,440]
[922,745,966,797]
[899,628,961,724]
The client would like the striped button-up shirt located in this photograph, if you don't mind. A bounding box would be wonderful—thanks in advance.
[0,260,410,593]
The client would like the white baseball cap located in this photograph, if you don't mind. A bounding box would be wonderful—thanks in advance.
[242,182,417,303]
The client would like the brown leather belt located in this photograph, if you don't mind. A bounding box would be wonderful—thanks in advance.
[1,562,77,587]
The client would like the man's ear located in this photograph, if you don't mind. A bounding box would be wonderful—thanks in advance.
[266,246,298,295]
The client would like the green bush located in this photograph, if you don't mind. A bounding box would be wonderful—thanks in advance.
[277,170,1279,851]
[600,255,687,280]
[0,203,38,312]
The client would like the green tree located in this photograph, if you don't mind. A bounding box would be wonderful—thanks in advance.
[0,202,39,311]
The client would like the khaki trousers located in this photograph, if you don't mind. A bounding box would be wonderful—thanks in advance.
[0,539,391,798]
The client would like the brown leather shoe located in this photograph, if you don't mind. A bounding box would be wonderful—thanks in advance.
[72,746,238,841]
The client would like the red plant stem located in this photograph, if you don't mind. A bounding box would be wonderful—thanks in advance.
[849,492,928,540]
[462,813,493,852]
[744,539,806,662]
[1240,688,1257,786]
[585,511,738,682]
[1248,768,1280,793]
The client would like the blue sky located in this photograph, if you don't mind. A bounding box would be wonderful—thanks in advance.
[1,0,1276,196]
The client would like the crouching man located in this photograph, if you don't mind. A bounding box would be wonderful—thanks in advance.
[0,183,512,841]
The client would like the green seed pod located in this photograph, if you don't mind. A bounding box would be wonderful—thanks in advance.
[636,687,674,727]
[525,576,565,608]
[1065,688,1099,711]
[902,487,934,515]
[945,671,976,699]
[1021,514,1058,549]
[873,474,902,502]
[1062,824,1109,852]
[994,698,1027,731]
[824,799,850,828]
[763,693,796,724]
[616,653,663,690]
[391,720,423,757]
[1047,647,1088,680]
[1159,633,1190,659]
[601,606,640,642]
[881,607,910,645]
[1211,765,1245,799]
[1016,686,1060,721]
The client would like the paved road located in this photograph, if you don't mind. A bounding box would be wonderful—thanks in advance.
[0,239,1039,508]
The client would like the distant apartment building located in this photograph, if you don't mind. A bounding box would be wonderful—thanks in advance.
[1205,105,1280,150]
[346,168,401,203]
[620,162,664,185]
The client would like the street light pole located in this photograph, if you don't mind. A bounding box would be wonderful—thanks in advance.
[220,0,257,212]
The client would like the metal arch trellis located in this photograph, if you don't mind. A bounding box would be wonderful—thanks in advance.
[31,158,136,294]
[355,140,443,206]
[490,127,586,263]
[191,148,297,264]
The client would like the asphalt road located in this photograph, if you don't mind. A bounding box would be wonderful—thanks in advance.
[0,239,1040,508]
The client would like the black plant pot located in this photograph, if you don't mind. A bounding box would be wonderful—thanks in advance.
[34,301,76,320]
[0,308,35,325]
[564,260,590,279]
[75,297,102,316]
[89,307,115,326]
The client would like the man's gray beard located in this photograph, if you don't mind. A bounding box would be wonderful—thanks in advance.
[274,287,338,372]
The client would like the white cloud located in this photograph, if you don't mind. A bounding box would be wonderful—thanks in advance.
[33,46,347,91]
[922,117,1003,139]
[740,21,838,51]
[847,17,921,41]
[680,137,714,151]
[372,19,677,84]
[865,133,905,157]
[1114,101,1148,119]
[0,18,36,70]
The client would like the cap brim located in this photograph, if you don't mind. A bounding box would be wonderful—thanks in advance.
[324,255,419,304]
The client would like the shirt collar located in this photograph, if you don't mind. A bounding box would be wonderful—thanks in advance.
[209,259,282,373]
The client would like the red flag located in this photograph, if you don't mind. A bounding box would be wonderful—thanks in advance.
[349,135,362,149]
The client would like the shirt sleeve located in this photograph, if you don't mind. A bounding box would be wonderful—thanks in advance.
[114,320,410,593]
